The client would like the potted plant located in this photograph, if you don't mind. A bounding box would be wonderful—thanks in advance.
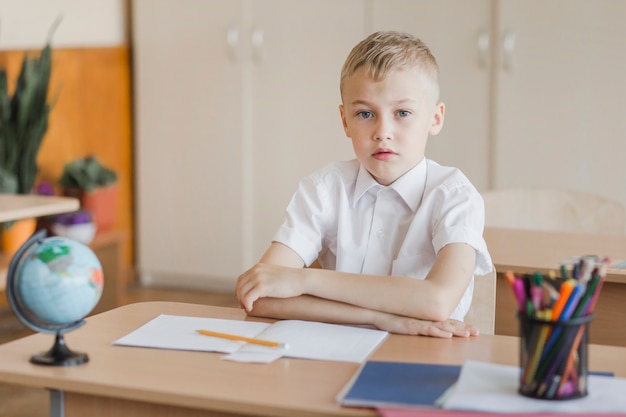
[0,40,55,253]
[59,155,118,232]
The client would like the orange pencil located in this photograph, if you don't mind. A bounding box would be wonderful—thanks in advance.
[504,270,516,287]
[551,279,576,321]
[197,329,287,349]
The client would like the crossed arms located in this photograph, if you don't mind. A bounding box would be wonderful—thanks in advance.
[235,241,479,338]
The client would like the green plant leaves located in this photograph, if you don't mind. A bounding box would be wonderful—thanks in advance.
[0,43,54,195]
[59,155,118,193]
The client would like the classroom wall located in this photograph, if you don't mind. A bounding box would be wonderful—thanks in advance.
[0,0,127,49]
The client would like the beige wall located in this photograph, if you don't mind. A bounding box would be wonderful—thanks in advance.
[0,0,127,49]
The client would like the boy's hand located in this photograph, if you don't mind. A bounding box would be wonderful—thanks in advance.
[236,263,305,312]
[374,313,479,338]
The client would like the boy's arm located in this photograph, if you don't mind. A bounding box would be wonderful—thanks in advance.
[249,295,476,337]
[237,242,478,333]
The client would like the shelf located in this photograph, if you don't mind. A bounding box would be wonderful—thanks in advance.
[0,195,79,223]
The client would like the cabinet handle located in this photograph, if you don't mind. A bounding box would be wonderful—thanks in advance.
[227,25,240,63]
[251,27,264,63]
[502,31,516,71]
[477,31,490,69]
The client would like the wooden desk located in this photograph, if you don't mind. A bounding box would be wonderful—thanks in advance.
[0,195,79,223]
[484,227,626,283]
[0,302,625,417]
[484,227,626,346]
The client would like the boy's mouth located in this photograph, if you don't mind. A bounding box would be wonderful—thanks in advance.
[372,148,397,161]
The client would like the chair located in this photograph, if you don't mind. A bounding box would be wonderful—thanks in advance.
[482,187,626,236]
[465,268,497,335]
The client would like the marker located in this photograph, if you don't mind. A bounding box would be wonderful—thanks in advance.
[197,329,288,349]
[512,277,527,313]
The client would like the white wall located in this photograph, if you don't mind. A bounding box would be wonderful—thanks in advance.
[0,0,127,49]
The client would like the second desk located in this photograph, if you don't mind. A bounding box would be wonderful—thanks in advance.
[484,227,626,345]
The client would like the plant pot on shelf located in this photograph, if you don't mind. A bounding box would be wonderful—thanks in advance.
[64,184,118,233]
[1,218,37,256]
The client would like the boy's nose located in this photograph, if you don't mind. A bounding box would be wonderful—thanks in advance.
[373,118,392,141]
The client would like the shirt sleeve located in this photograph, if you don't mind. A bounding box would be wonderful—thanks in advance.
[431,182,493,276]
[272,174,329,267]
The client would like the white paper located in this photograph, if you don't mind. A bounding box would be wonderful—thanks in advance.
[113,314,271,353]
[442,360,626,413]
[114,314,387,364]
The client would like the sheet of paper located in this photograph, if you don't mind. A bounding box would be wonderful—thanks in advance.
[113,314,271,353]
[114,314,387,364]
[442,360,626,413]
[225,320,388,363]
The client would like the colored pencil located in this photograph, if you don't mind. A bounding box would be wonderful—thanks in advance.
[197,329,287,349]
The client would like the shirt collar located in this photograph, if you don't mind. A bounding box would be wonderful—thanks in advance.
[353,158,428,211]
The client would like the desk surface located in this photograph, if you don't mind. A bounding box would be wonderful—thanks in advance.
[484,227,626,283]
[0,194,79,223]
[0,302,625,417]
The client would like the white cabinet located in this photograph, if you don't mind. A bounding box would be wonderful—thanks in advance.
[134,1,626,289]
[370,0,626,214]
[133,0,361,289]
[133,0,243,288]
[369,0,492,191]
[247,1,364,266]
[493,0,626,208]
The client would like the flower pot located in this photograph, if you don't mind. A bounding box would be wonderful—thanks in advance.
[52,210,96,244]
[1,218,37,256]
[64,184,118,232]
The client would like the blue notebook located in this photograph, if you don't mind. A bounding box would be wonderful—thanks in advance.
[339,361,461,409]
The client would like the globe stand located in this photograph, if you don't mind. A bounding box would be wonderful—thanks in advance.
[5,230,103,367]
[30,332,89,366]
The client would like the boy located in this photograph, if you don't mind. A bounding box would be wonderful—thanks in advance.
[236,31,492,338]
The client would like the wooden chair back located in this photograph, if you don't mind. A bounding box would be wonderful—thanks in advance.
[482,187,626,236]
[465,268,497,335]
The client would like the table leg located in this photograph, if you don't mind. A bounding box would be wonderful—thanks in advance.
[50,389,65,417]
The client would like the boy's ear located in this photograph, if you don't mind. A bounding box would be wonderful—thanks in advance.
[429,102,445,136]
[339,104,351,137]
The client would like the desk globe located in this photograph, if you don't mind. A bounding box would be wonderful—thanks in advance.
[6,230,103,366]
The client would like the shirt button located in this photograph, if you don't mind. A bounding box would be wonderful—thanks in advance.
[376,229,384,238]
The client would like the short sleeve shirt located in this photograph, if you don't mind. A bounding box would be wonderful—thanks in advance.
[272,158,493,320]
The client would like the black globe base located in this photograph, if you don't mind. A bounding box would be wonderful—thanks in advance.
[30,332,89,366]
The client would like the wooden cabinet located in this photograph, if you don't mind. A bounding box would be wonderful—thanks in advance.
[133,0,362,288]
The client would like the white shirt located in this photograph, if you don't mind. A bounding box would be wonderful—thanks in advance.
[273,158,493,320]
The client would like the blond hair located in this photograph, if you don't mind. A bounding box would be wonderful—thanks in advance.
[340,31,440,99]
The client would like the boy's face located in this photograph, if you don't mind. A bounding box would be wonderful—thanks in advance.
[339,66,444,186]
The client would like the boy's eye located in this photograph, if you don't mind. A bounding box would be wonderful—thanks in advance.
[397,110,410,117]
[357,111,373,119]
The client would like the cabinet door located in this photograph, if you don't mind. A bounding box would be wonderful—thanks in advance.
[248,0,365,262]
[133,0,244,284]
[494,0,626,207]
[370,0,492,191]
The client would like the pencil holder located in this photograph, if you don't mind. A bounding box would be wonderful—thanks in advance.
[517,312,592,400]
